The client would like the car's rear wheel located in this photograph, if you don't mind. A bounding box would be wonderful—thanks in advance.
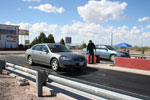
[110,54,116,61]
[51,59,59,71]
[28,56,34,65]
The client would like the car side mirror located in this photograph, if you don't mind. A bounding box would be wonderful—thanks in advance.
[104,48,108,51]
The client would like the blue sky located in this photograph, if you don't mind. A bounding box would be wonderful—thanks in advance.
[0,0,150,46]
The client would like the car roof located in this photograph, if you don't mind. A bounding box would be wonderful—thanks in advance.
[96,45,110,46]
[35,43,62,45]
[31,43,63,48]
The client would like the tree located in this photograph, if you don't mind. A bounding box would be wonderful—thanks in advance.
[47,34,55,43]
[38,32,47,43]
[30,37,39,46]
[60,38,65,45]
[30,32,46,46]
[80,43,87,49]
[30,32,57,46]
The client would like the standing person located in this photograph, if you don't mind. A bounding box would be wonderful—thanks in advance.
[87,40,96,64]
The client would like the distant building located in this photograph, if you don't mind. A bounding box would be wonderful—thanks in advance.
[0,24,19,49]
[0,24,29,49]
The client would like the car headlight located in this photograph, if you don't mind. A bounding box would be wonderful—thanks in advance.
[60,56,72,61]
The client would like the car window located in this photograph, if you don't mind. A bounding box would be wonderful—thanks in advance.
[105,45,117,50]
[48,44,71,53]
[96,45,101,49]
[101,46,107,49]
[32,45,41,51]
[96,45,106,49]
[41,45,48,52]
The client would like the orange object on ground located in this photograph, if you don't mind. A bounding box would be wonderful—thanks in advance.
[95,55,100,63]
[85,54,100,64]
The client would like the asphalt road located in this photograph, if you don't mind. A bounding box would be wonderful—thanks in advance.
[0,54,150,99]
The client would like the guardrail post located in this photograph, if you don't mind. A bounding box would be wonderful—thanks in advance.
[36,70,47,97]
[36,71,42,97]
[0,62,2,74]
[41,70,47,86]
[0,60,5,74]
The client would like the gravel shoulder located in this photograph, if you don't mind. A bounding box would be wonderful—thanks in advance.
[0,71,59,100]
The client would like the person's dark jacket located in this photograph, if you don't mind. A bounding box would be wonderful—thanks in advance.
[87,42,96,53]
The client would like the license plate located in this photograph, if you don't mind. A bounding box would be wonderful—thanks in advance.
[79,62,84,66]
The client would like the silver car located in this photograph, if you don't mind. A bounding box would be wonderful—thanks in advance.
[82,45,130,61]
[25,43,87,71]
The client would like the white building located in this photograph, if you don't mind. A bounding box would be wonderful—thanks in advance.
[0,24,19,48]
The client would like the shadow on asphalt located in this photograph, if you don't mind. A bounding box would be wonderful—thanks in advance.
[30,63,99,77]
[58,67,99,77]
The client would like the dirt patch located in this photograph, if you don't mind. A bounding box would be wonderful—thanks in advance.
[0,73,59,100]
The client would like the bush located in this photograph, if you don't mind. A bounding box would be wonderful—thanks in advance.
[18,44,24,48]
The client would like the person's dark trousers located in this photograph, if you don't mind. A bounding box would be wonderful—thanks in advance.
[89,52,94,64]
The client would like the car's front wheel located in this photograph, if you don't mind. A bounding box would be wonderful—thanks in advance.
[110,54,116,61]
[28,56,34,65]
[51,59,59,71]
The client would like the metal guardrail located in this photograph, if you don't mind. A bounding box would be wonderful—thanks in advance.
[48,74,144,100]
[0,60,47,97]
[0,60,148,100]
[130,54,150,59]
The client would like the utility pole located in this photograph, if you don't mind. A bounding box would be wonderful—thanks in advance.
[141,37,143,47]
[111,32,113,46]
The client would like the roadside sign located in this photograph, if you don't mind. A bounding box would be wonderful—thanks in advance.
[65,37,72,44]
[19,29,29,35]
[25,40,30,45]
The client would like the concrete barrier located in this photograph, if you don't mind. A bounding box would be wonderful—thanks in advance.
[115,57,150,70]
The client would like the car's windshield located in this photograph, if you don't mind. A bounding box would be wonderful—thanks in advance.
[105,45,117,50]
[48,44,71,53]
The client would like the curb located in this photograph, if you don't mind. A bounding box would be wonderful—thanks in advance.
[87,64,150,76]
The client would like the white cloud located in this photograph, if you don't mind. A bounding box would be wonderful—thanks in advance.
[29,4,64,13]
[77,0,127,23]
[19,23,32,29]
[141,32,150,46]
[138,17,150,22]
[5,21,12,25]
[18,8,21,11]
[5,21,31,29]
[28,6,32,9]
[61,22,149,46]
[146,25,150,29]
[61,22,109,44]
[30,22,58,35]
[23,0,41,2]
[142,32,150,38]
